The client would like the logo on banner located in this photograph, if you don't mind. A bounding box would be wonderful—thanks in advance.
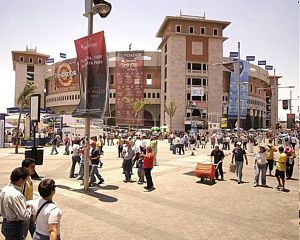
[56,63,77,87]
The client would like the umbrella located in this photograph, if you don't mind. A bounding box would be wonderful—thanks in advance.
[151,126,160,131]
[248,128,255,132]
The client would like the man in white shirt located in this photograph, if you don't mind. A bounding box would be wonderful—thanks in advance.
[0,167,32,240]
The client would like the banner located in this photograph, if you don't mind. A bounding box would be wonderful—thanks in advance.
[191,87,204,97]
[54,58,80,92]
[287,114,295,129]
[115,51,144,125]
[220,117,228,128]
[0,114,5,148]
[73,31,107,118]
[228,60,249,119]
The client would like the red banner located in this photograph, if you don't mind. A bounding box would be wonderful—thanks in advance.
[54,58,79,92]
[115,51,144,126]
[72,31,107,118]
[287,113,295,129]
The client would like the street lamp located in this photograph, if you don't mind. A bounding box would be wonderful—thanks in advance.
[83,0,112,191]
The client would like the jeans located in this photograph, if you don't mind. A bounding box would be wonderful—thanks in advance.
[178,144,185,155]
[215,162,223,179]
[118,145,123,158]
[89,165,103,184]
[254,163,266,186]
[235,161,244,182]
[33,231,61,240]
[286,160,294,178]
[144,168,153,189]
[266,159,274,172]
[51,144,58,154]
[1,219,24,240]
[123,160,132,181]
[70,156,81,177]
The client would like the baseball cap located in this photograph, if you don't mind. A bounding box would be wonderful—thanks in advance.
[236,141,242,145]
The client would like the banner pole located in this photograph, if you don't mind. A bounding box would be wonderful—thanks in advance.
[83,0,93,191]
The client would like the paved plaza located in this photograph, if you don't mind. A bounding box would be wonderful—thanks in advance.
[0,141,298,240]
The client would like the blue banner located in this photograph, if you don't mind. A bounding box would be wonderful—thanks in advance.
[258,60,266,65]
[60,53,67,58]
[246,56,255,61]
[265,65,273,70]
[229,52,238,58]
[47,58,54,64]
[228,60,249,120]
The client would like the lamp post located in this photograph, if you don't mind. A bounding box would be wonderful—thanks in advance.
[83,0,112,191]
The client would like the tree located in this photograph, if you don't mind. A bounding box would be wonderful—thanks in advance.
[122,97,146,130]
[15,81,36,154]
[165,99,177,133]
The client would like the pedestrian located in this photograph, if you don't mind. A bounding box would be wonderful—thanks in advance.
[0,167,33,240]
[89,141,104,186]
[231,141,248,184]
[21,158,36,239]
[285,146,295,179]
[275,146,287,191]
[143,146,154,190]
[50,134,59,155]
[210,134,216,149]
[117,136,124,158]
[290,135,297,150]
[266,144,277,176]
[137,155,145,184]
[32,179,62,240]
[253,145,267,187]
[201,135,206,149]
[210,145,225,180]
[69,139,81,178]
[189,135,196,156]
[150,136,158,165]
[63,134,71,155]
[122,141,136,182]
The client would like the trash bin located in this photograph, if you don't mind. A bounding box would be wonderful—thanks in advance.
[25,147,44,165]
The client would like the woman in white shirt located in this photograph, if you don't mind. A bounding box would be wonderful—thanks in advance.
[33,179,62,240]
[253,145,267,187]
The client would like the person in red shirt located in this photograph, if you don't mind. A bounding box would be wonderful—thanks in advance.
[142,146,154,190]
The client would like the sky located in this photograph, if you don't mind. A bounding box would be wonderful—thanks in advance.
[0,0,299,121]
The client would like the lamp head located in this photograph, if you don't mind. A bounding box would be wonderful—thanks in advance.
[93,0,112,18]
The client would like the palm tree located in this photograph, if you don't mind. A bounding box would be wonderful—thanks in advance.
[165,99,177,133]
[15,81,36,154]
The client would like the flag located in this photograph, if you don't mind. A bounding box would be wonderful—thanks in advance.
[229,52,238,58]
[265,65,273,70]
[60,53,67,58]
[129,43,132,50]
[47,58,54,64]
[246,56,255,61]
[258,60,266,65]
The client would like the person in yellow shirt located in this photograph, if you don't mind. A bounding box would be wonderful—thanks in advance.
[266,144,277,176]
[275,146,287,191]
[22,158,36,238]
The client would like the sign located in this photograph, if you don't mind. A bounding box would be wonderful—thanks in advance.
[287,113,295,129]
[229,52,238,58]
[191,87,204,97]
[220,117,228,128]
[73,31,108,118]
[282,100,289,110]
[246,56,255,61]
[265,65,273,70]
[0,114,5,148]
[7,107,51,114]
[54,58,80,91]
[115,51,144,125]
[258,60,266,65]
[30,94,41,122]
[228,60,249,119]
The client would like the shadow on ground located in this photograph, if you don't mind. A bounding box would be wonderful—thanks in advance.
[56,184,118,202]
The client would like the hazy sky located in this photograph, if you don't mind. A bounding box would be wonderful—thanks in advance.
[0,0,299,120]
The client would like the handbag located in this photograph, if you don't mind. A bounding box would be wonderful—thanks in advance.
[229,163,236,173]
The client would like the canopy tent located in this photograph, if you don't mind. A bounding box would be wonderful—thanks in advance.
[5,122,16,129]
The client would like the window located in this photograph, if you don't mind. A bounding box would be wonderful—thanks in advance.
[187,93,191,100]
[27,65,34,72]
[164,43,167,53]
[113,93,116,98]
[164,67,167,79]
[20,56,24,62]
[192,63,201,71]
[192,78,201,86]
[109,75,114,85]
[250,84,253,92]
[27,73,34,81]
[38,58,42,64]
[203,64,207,71]
[157,93,160,98]
[200,27,206,35]
[255,86,257,94]
[192,96,201,101]
[187,63,191,70]
[29,57,33,63]
[202,78,207,86]
[187,78,191,85]
[152,93,155,98]
[146,73,152,85]
[164,82,167,93]
[109,93,112,98]
[176,25,181,33]
[187,112,191,117]
[164,54,167,65]
[189,26,194,34]
[148,93,151,98]
[213,28,218,36]
[164,95,166,101]
[144,93,146,98]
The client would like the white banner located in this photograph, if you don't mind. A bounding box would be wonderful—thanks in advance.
[0,120,4,148]
[191,87,204,97]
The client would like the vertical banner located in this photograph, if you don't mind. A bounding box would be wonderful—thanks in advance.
[0,114,5,148]
[72,31,107,118]
[228,60,249,119]
[115,51,144,126]
[287,114,295,129]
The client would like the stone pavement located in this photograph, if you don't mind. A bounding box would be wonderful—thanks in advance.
[0,141,298,240]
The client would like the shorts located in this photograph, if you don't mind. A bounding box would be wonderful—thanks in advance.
[275,169,285,179]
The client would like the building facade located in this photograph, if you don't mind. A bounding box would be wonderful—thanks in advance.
[11,14,278,131]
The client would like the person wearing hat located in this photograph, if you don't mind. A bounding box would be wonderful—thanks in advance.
[266,144,277,176]
[253,145,267,187]
[231,141,248,184]
[210,145,225,180]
